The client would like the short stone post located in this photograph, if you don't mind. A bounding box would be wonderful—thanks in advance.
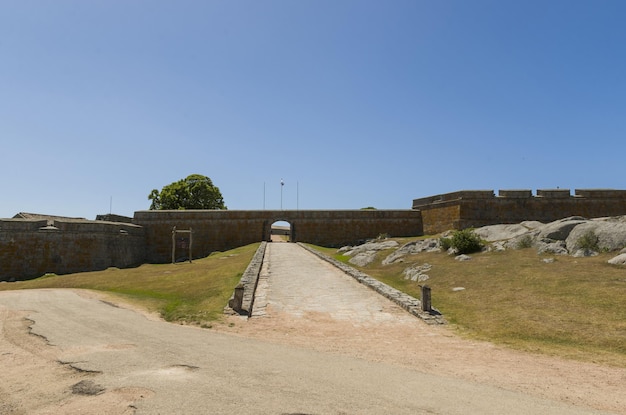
[420,285,432,312]
[228,283,245,312]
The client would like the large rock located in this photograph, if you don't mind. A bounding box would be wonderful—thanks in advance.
[349,251,378,267]
[608,253,626,265]
[474,223,534,242]
[536,240,569,255]
[505,230,540,249]
[536,217,588,241]
[342,239,399,267]
[403,263,432,282]
[519,220,545,230]
[565,218,626,253]
[480,221,543,250]
[382,238,440,265]
[341,240,399,257]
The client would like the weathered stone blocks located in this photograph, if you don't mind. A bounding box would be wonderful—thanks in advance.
[0,219,144,281]
[134,210,423,263]
[414,189,626,234]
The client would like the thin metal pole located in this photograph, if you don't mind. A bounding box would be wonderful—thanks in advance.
[171,226,176,264]
[189,227,192,263]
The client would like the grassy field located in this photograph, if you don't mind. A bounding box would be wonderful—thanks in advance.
[314,238,626,368]
[0,243,260,325]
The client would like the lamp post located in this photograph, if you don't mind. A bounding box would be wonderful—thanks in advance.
[280,178,284,210]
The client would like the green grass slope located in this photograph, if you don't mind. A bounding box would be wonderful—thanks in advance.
[315,237,626,368]
[0,243,260,325]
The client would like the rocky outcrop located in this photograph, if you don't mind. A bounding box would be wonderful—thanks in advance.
[477,216,626,258]
[473,223,534,242]
[403,263,432,282]
[339,240,399,256]
[328,214,626,323]
[565,218,626,253]
[339,240,399,267]
[536,217,588,241]
[382,238,440,265]
[339,215,626,273]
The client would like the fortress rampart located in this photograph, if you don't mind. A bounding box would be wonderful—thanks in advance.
[2,188,625,281]
[1,209,421,281]
[133,209,423,263]
[414,189,626,235]
[0,218,145,281]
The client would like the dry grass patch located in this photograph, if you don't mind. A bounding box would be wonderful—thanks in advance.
[0,243,260,325]
[317,239,626,367]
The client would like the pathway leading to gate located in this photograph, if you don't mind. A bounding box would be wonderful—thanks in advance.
[230,242,624,415]
[251,242,419,324]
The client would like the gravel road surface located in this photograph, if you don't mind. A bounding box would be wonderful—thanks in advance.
[0,243,622,414]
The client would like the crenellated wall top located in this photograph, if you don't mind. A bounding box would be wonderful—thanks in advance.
[412,188,626,208]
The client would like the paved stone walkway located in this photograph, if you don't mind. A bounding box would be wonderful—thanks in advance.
[252,242,418,325]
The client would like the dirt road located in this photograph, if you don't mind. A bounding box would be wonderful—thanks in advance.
[0,243,624,414]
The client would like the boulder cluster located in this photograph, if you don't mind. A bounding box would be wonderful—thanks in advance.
[338,216,626,281]
[474,216,626,262]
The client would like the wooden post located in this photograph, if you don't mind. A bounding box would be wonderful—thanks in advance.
[420,285,432,312]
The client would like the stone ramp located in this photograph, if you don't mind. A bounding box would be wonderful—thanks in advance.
[251,242,439,325]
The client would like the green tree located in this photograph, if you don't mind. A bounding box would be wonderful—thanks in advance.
[148,174,227,210]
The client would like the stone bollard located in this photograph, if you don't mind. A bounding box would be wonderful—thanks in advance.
[228,283,245,312]
[420,285,432,312]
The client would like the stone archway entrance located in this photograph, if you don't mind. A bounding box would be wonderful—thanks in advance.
[269,220,292,242]
[266,220,295,243]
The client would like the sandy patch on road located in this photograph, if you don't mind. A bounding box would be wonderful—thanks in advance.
[0,304,153,415]
[217,307,626,414]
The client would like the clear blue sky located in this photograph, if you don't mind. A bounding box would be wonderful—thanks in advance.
[2,1,625,219]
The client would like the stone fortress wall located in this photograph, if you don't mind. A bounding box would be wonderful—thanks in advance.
[2,188,625,281]
[0,218,145,281]
[133,209,423,264]
[414,188,626,235]
[0,209,422,281]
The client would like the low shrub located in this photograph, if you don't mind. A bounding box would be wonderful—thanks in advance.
[439,237,452,251]
[517,235,533,249]
[576,230,599,251]
[449,229,484,254]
